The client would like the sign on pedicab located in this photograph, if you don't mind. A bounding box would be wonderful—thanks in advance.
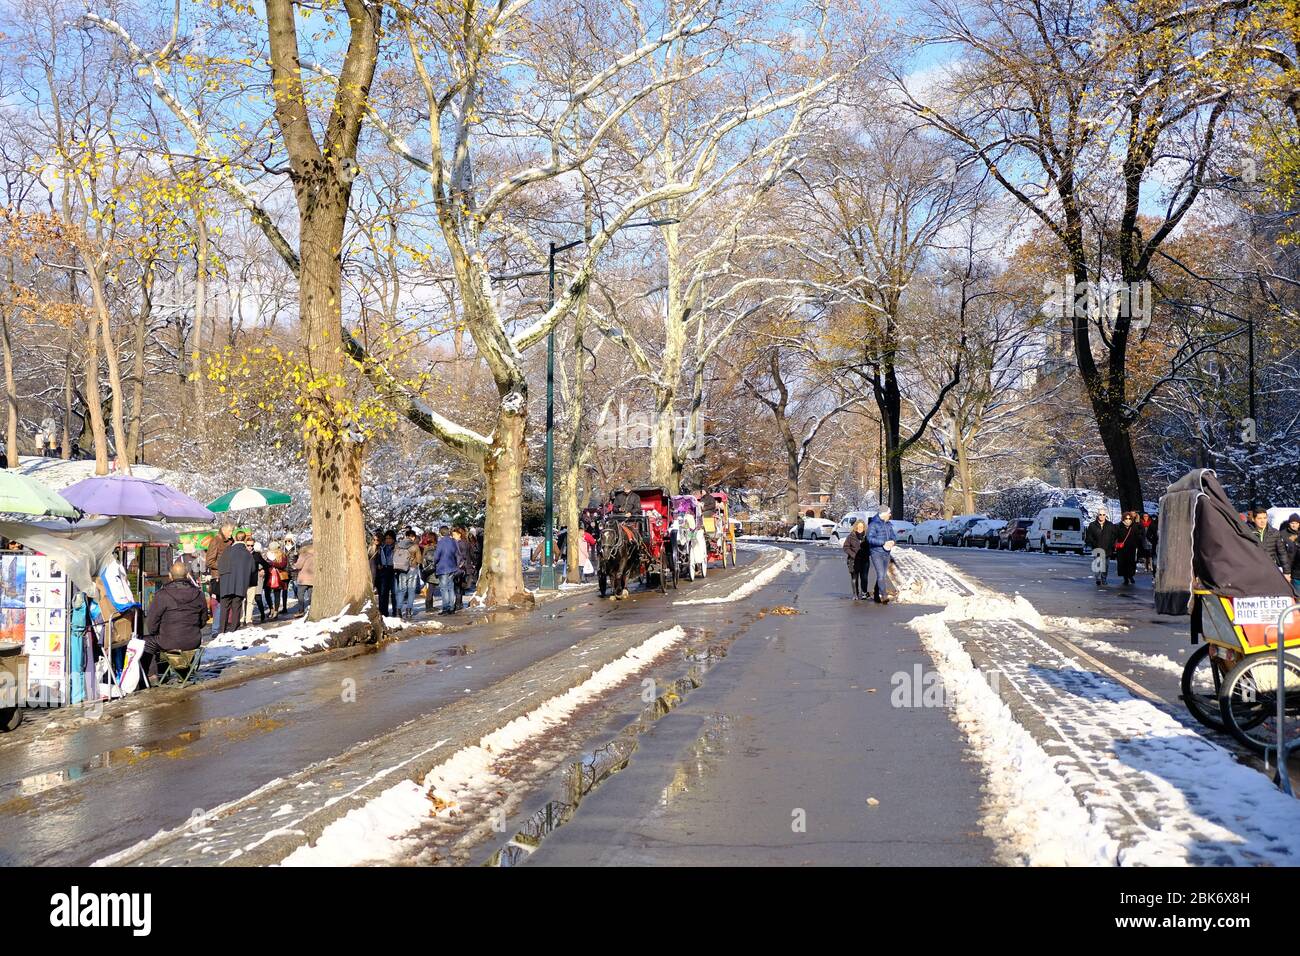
[1231,595,1296,625]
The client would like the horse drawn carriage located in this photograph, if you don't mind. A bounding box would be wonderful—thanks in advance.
[1158,469,1300,756]
[596,487,677,598]
[671,494,708,581]
[702,490,737,568]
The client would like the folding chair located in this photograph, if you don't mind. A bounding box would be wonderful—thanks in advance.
[155,647,204,687]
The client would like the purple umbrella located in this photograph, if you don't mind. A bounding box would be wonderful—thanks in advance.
[60,475,215,522]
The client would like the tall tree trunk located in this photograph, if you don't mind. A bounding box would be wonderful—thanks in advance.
[85,262,130,474]
[477,397,530,605]
[954,423,975,513]
[2,259,18,465]
[61,338,73,459]
[192,210,208,435]
[126,255,154,464]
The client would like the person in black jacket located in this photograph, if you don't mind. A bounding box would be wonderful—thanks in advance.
[1247,509,1282,562]
[842,520,868,600]
[1276,513,1300,591]
[1084,511,1117,586]
[217,534,257,632]
[142,562,208,675]
[1112,512,1143,586]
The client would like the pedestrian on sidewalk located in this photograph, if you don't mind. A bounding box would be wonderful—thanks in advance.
[843,519,867,600]
[866,508,898,604]
[579,527,595,583]
[293,542,315,616]
[420,538,438,613]
[372,531,398,617]
[1276,514,1300,596]
[1084,510,1117,586]
[394,530,421,620]
[217,532,256,632]
[207,523,234,635]
[1113,512,1142,585]
[246,541,269,625]
[453,526,470,610]
[264,546,289,620]
[1247,508,1281,557]
[432,526,460,615]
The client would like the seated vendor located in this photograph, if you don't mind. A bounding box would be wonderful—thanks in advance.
[142,561,208,677]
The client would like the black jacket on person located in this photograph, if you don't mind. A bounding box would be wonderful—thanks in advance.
[842,529,867,570]
[217,543,257,599]
[612,490,642,514]
[145,579,208,651]
[1248,524,1282,564]
[1084,518,1118,552]
[1274,524,1300,575]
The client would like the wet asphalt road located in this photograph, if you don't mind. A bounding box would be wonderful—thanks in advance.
[0,561,758,866]
[526,543,995,866]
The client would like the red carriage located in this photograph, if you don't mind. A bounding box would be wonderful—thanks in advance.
[597,487,677,596]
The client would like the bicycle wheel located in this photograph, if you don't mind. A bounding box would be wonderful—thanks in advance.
[1218,653,1300,755]
[1180,644,1225,731]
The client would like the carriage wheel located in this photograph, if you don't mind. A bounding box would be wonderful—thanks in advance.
[726,540,736,568]
[668,551,678,590]
[1180,644,1226,731]
[1218,652,1300,755]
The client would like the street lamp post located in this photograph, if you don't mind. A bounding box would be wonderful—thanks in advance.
[536,218,678,590]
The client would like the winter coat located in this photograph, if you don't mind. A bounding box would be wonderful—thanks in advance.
[433,535,460,576]
[1273,520,1300,575]
[207,534,231,583]
[144,579,208,652]
[1084,518,1117,552]
[612,490,642,513]
[1113,522,1143,575]
[1248,523,1281,562]
[216,543,256,600]
[455,537,469,577]
[866,516,897,551]
[843,529,867,569]
[293,546,316,587]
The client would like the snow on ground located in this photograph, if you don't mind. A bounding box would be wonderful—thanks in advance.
[892,547,1300,866]
[281,625,688,866]
[205,612,415,662]
[674,546,795,605]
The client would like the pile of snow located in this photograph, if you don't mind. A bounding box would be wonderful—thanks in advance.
[205,611,412,662]
[282,625,688,865]
[675,547,795,605]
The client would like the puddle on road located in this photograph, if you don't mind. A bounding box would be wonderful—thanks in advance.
[0,707,289,809]
[482,627,729,867]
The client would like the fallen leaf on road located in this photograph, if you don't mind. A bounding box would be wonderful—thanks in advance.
[866,797,880,807]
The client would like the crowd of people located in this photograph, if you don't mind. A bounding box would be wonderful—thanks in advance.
[368,526,483,618]
[1084,510,1159,586]
[204,524,315,633]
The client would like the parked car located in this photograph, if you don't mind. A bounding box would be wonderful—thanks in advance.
[789,517,836,540]
[997,518,1034,551]
[890,520,915,542]
[831,511,876,540]
[908,519,949,545]
[1026,507,1086,553]
[963,518,1006,548]
[940,515,988,546]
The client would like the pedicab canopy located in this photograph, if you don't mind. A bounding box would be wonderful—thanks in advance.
[1155,469,1294,616]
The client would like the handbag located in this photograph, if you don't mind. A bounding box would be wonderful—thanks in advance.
[269,567,282,589]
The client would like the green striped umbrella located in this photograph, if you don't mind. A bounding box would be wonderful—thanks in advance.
[0,470,80,518]
[207,487,294,512]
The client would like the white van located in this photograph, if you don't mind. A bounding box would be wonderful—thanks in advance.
[831,510,877,540]
[1027,507,1086,553]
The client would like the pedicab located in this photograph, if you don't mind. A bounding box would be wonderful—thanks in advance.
[701,490,737,568]
[671,494,708,581]
[1158,469,1300,756]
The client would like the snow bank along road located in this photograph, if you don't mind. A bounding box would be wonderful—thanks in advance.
[64,546,794,866]
[893,548,1300,865]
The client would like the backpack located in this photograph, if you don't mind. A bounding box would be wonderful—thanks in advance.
[420,547,438,583]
